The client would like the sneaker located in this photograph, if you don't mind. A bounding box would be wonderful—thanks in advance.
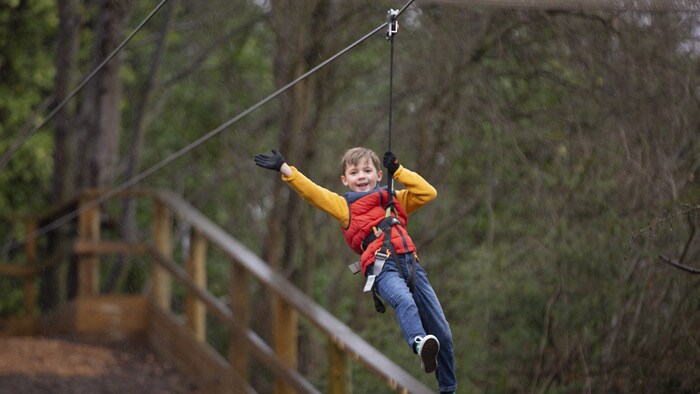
[415,335,440,373]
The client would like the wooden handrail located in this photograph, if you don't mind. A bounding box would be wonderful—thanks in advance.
[154,190,433,393]
[0,252,69,278]
[147,246,320,394]
[0,188,434,394]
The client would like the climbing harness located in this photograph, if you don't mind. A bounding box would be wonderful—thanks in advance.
[348,205,420,313]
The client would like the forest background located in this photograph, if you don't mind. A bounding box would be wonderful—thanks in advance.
[1,0,699,392]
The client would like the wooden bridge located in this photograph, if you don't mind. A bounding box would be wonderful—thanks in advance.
[0,189,434,394]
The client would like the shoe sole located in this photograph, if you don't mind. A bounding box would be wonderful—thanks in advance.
[419,336,439,373]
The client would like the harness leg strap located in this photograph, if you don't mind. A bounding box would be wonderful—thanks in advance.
[363,251,389,293]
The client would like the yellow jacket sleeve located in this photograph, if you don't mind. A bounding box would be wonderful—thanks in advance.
[281,166,350,227]
[393,165,437,214]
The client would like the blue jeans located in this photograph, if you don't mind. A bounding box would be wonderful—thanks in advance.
[373,254,457,393]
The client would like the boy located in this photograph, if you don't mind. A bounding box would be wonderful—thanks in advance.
[254,147,456,393]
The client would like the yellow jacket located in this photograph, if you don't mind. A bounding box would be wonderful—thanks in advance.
[281,165,437,229]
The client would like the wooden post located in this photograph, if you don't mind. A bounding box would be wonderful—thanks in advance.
[152,202,172,310]
[77,193,100,297]
[228,262,250,390]
[23,219,37,316]
[273,295,298,394]
[328,341,351,394]
[186,228,207,341]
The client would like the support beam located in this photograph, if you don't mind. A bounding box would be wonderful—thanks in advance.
[152,202,172,310]
[328,341,351,394]
[23,219,37,316]
[229,262,250,391]
[77,194,100,297]
[186,228,207,342]
[273,296,298,394]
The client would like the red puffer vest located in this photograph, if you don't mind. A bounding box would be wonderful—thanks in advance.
[342,188,416,274]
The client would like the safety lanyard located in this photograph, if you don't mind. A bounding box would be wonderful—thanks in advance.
[386,9,399,218]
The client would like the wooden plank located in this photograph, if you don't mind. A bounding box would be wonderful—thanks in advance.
[77,195,100,297]
[155,191,433,394]
[229,263,250,380]
[186,229,207,342]
[74,296,149,341]
[0,252,70,278]
[37,297,147,341]
[0,264,34,277]
[23,219,37,316]
[273,296,298,394]
[152,202,172,310]
[73,240,149,255]
[328,342,350,394]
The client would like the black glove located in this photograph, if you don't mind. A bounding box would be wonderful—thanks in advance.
[254,149,286,172]
[383,151,399,176]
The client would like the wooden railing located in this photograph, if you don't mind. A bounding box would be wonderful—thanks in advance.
[0,189,434,394]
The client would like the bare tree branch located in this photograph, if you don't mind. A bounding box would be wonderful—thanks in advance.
[530,282,562,392]
[658,254,700,274]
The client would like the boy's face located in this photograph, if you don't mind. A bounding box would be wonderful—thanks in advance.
[341,157,383,192]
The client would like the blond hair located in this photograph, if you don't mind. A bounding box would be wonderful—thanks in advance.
[341,147,381,175]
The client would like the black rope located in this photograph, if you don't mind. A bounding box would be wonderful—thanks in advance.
[387,17,396,157]
[10,0,417,252]
[386,10,397,205]
[384,0,417,214]
[0,0,170,172]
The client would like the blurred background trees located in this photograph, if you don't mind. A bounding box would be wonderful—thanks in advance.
[1,0,698,392]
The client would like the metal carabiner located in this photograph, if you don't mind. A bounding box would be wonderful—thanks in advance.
[386,9,399,39]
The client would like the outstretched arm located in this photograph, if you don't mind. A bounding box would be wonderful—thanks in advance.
[255,150,350,226]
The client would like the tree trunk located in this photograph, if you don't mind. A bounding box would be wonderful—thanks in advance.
[76,0,131,189]
[41,0,81,311]
[106,0,177,293]
[70,0,130,298]
[267,0,337,383]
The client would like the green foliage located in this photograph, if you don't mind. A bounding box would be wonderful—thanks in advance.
[0,133,53,213]
[0,278,24,316]
[0,0,57,214]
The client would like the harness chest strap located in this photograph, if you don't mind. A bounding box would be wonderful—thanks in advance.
[347,216,402,276]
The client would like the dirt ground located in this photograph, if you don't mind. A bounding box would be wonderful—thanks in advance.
[0,336,199,394]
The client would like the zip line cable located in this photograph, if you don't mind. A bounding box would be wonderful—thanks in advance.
[11,0,418,252]
[0,0,170,173]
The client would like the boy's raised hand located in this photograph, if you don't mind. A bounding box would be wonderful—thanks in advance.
[254,149,286,172]
[383,151,400,176]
